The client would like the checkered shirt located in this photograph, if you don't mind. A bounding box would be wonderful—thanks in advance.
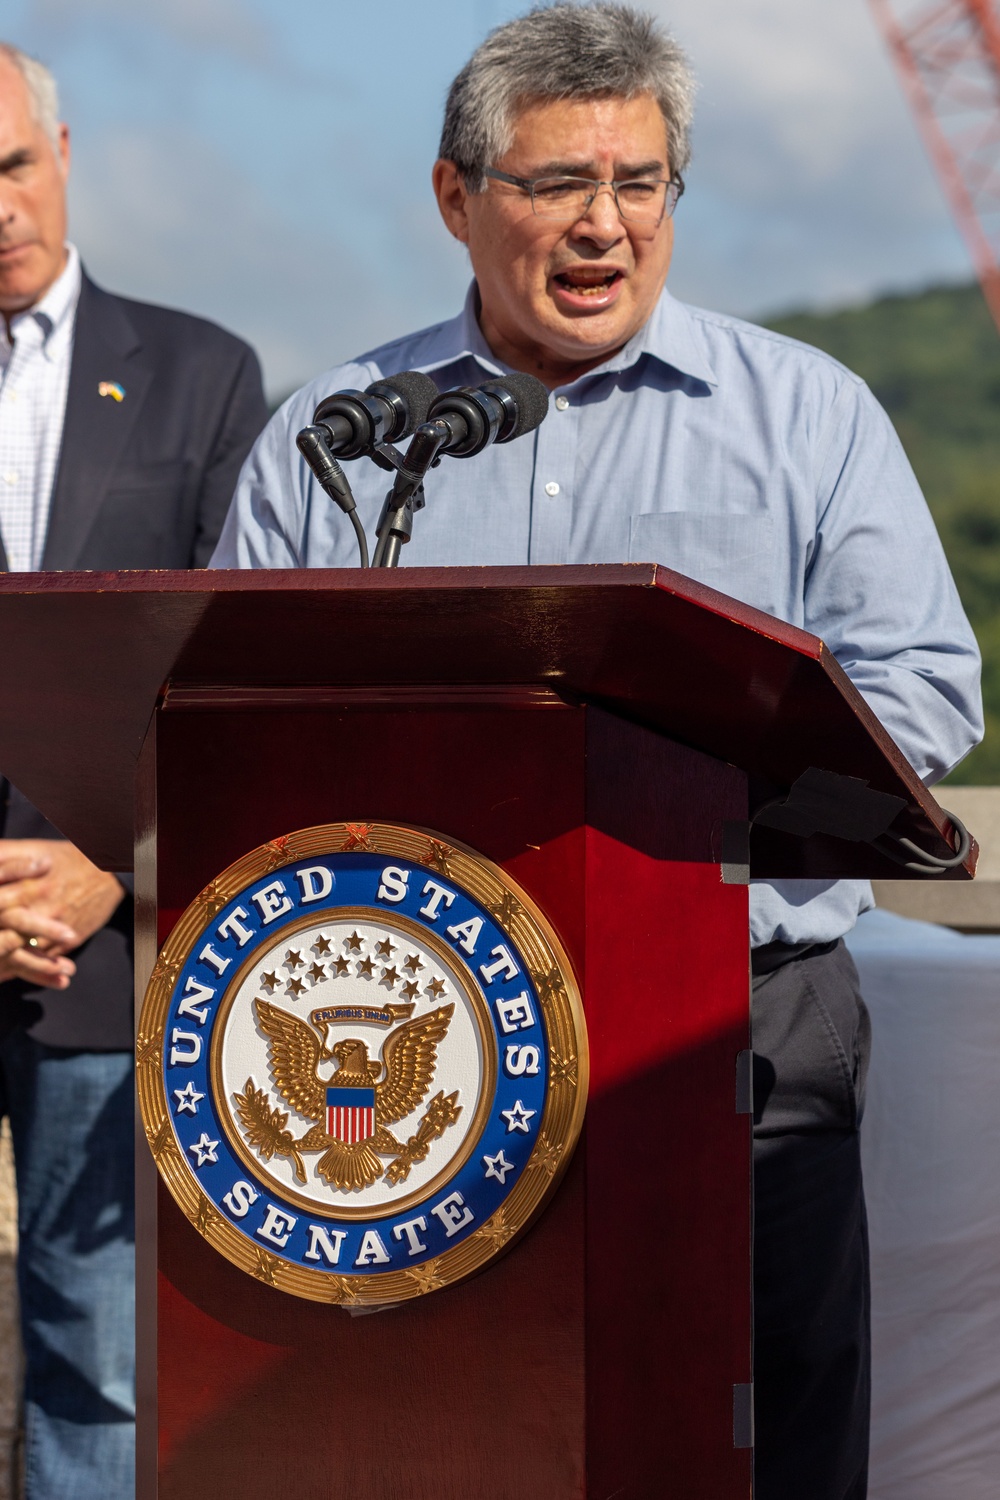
[0,244,81,571]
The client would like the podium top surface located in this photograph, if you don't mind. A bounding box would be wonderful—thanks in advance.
[0,563,971,876]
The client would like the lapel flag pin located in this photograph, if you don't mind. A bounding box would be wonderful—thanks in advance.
[98,381,125,402]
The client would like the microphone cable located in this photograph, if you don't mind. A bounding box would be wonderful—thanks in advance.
[874,810,972,875]
[295,428,369,567]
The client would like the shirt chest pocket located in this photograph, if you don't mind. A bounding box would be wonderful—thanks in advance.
[628,511,778,614]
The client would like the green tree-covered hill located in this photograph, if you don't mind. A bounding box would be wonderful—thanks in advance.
[766,283,1000,784]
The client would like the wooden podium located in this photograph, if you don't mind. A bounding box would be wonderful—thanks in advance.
[0,564,972,1500]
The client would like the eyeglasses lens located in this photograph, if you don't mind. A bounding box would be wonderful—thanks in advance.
[529,178,679,224]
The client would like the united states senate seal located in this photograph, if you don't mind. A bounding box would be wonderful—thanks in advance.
[137,822,587,1304]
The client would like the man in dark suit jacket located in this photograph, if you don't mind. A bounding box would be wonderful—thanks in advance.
[0,43,267,1497]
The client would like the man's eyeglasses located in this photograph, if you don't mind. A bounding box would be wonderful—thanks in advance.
[483,168,684,227]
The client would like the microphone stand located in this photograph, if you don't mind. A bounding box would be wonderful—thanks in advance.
[371,423,449,569]
[296,421,447,570]
[298,373,547,568]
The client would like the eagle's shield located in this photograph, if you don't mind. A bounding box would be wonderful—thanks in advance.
[326,1086,376,1143]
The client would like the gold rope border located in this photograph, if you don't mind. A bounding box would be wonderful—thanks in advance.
[137,821,589,1305]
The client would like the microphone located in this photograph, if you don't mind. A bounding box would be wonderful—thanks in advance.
[310,370,439,459]
[369,373,550,568]
[296,371,438,568]
[422,373,550,458]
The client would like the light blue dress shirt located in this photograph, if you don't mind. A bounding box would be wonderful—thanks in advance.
[212,284,983,947]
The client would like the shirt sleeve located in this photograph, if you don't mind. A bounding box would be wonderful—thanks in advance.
[210,396,312,568]
[210,357,386,568]
[805,378,983,785]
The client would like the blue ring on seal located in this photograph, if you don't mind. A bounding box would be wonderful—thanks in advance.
[162,851,547,1275]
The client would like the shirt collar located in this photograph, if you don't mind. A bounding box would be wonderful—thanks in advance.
[413,284,508,379]
[413,280,717,391]
[6,242,82,358]
[603,287,719,387]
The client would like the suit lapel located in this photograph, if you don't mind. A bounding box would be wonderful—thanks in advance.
[41,275,154,569]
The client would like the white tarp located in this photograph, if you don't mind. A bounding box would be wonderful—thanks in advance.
[847,909,1000,1499]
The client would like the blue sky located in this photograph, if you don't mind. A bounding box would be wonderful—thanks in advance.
[6,0,972,395]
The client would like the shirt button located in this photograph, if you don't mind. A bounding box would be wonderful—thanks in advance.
[3,471,18,485]
[544,481,560,497]
[555,395,569,411]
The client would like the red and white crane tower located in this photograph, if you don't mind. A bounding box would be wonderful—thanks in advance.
[870,0,1000,332]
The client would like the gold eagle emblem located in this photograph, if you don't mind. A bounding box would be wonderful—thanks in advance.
[234,998,462,1192]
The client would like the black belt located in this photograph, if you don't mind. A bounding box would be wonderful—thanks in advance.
[751,938,840,977]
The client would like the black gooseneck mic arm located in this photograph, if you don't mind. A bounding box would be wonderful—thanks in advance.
[370,373,551,568]
[297,369,550,569]
[371,422,450,569]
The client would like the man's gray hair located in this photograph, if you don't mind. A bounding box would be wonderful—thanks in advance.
[439,3,695,191]
[0,44,61,150]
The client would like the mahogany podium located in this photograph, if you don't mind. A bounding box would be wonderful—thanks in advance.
[0,564,972,1500]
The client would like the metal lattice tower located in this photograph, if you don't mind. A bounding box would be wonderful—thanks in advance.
[870,0,1000,331]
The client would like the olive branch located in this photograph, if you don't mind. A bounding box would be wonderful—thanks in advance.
[233,1078,307,1184]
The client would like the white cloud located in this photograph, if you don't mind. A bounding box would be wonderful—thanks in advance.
[67,125,428,396]
[647,0,971,312]
[39,0,980,393]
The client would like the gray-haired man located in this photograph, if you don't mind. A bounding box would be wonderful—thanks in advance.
[213,7,982,1497]
[0,42,267,1498]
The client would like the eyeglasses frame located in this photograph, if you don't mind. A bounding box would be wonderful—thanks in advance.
[482,167,685,227]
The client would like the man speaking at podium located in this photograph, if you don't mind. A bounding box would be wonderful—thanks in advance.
[213,6,982,1497]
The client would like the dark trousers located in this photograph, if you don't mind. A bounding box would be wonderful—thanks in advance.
[752,940,871,1500]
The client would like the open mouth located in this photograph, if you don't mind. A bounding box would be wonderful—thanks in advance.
[553,268,623,297]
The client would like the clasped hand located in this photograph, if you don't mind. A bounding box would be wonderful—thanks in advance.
[0,839,125,990]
